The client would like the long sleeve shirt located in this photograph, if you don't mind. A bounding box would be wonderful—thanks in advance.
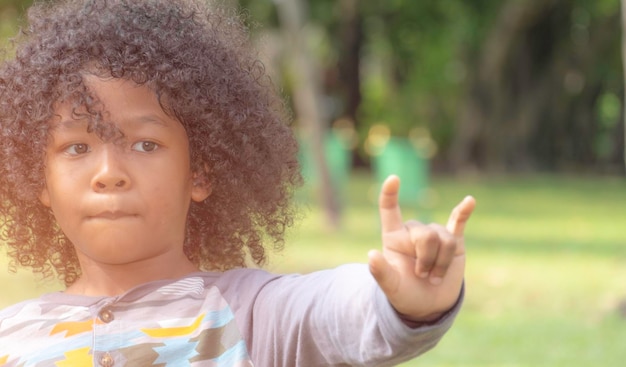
[0,264,463,366]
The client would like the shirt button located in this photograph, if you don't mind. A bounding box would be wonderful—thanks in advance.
[99,352,114,367]
[98,308,114,323]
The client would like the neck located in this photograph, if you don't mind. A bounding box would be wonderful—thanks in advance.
[66,252,199,297]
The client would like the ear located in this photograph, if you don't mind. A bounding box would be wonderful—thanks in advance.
[191,164,212,203]
[39,185,51,207]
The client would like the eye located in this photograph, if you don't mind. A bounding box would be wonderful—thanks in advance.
[131,141,159,153]
[65,143,90,155]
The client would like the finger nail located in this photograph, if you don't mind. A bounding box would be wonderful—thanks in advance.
[429,277,443,285]
[419,272,429,279]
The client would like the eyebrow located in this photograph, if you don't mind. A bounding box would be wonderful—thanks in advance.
[49,118,87,131]
[51,114,171,131]
[135,114,170,127]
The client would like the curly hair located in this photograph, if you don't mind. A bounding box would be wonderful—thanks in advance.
[0,0,302,286]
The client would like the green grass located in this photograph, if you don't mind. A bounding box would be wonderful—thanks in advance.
[2,172,626,366]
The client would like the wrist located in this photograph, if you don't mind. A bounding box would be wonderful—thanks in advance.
[396,310,447,328]
[394,282,466,328]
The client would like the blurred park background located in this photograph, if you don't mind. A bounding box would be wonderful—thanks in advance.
[1,0,626,366]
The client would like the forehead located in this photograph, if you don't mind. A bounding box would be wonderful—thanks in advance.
[85,76,168,118]
[50,76,179,131]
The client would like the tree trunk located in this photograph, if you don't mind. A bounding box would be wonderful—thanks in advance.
[449,0,560,171]
[622,0,626,170]
[274,0,341,228]
[337,0,365,167]
[338,0,362,125]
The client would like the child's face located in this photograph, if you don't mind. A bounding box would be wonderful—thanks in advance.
[39,77,211,269]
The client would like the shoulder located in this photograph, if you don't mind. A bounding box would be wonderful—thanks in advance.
[218,264,373,293]
[0,296,56,338]
[198,268,282,291]
[198,264,374,314]
[199,268,283,305]
[0,297,46,320]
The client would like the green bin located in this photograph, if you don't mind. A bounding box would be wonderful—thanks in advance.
[371,137,429,207]
[298,131,351,198]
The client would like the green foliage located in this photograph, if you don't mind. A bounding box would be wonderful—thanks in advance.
[357,1,470,138]
[239,0,624,171]
[0,0,32,48]
[236,0,277,29]
[595,92,621,159]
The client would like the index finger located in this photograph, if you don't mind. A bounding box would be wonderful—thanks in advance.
[378,175,404,233]
[446,195,476,237]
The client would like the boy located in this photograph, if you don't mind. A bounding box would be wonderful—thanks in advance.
[0,0,475,366]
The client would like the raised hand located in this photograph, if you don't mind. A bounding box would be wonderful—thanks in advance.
[368,175,476,322]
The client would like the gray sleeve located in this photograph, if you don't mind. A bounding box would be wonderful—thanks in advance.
[242,264,463,367]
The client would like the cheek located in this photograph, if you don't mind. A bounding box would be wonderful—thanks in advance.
[144,170,194,214]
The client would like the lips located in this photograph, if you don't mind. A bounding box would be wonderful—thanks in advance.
[88,211,136,220]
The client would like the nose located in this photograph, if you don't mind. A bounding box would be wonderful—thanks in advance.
[91,146,131,192]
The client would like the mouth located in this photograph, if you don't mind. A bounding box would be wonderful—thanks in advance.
[88,211,137,220]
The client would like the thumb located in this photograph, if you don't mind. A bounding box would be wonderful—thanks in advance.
[368,249,399,295]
